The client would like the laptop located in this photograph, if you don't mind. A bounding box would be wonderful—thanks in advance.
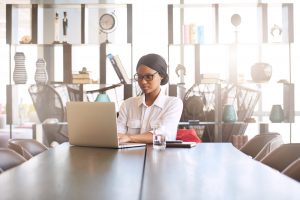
[66,102,146,149]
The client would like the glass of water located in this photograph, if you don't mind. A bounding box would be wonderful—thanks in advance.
[152,125,166,150]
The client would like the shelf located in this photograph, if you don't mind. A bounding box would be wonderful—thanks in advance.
[168,42,294,46]
[168,3,294,45]
[5,2,134,140]
[6,3,132,45]
[9,42,132,46]
[178,120,295,125]
[168,2,294,142]
[179,121,249,126]
[171,3,269,8]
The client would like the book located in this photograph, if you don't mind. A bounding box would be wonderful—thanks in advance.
[72,73,90,79]
[200,73,220,79]
[182,24,190,44]
[72,78,92,84]
[197,26,204,44]
[200,78,222,84]
[189,24,197,44]
[200,74,223,84]
[107,54,131,84]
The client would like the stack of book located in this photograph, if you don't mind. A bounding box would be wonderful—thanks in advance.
[72,73,92,84]
[200,73,222,84]
[182,24,204,44]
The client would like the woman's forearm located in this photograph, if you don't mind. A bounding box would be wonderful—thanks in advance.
[118,132,153,144]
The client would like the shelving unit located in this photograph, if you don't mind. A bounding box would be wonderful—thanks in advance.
[6,3,132,85]
[167,3,295,142]
[5,2,133,138]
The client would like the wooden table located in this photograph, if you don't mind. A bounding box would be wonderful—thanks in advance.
[0,143,300,200]
[142,143,300,200]
[0,143,145,200]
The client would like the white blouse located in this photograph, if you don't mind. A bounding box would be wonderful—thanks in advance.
[117,91,183,140]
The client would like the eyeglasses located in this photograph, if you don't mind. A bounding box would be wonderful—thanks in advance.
[134,71,158,81]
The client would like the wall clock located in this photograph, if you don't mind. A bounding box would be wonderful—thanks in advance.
[99,11,117,43]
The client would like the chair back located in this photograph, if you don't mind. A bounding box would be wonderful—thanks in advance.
[240,133,281,158]
[28,84,65,123]
[282,158,300,182]
[254,135,284,161]
[0,148,26,171]
[66,84,82,101]
[8,139,48,160]
[28,84,69,146]
[261,143,300,172]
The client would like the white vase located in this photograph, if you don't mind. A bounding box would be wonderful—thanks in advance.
[35,58,48,85]
[13,52,27,84]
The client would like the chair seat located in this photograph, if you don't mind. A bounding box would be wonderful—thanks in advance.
[8,139,48,160]
[254,136,284,161]
[0,148,26,171]
[239,133,282,159]
[261,143,300,172]
[282,158,300,182]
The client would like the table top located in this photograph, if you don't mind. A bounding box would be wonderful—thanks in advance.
[0,143,146,200]
[142,143,300,200]
[0,143,300,200]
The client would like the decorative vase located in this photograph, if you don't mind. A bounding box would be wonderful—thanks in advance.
[13,52,27,84]
[269,104,284,123]
[95,93,110,102]
[223,104,237,122]
[35,58,48,85]
[251,62,272,83]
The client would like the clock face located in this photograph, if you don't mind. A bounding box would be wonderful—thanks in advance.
[99,13,116,33]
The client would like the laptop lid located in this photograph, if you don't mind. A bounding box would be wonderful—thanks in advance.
[66,102,145,149]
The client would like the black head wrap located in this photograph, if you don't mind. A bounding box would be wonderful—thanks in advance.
[136,53,169,85]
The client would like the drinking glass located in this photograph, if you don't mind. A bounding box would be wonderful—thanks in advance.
[152,125,166,150]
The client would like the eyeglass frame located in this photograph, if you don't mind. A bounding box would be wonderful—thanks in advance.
[133,71,159,81]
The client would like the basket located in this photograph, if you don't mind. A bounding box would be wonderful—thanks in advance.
[181,83,260,142]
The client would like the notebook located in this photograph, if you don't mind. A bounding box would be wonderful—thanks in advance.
[66,102,146,149]
[166,142,197,148]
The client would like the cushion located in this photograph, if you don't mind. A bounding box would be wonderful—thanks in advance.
[176,129,202,143]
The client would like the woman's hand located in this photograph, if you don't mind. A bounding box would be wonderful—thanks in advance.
[118,133,131,143]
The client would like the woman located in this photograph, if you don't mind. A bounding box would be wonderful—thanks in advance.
[117,53,183,143]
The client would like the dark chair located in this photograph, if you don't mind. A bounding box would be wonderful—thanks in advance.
[261,143,300,172]
[67,84,82,101]
[254,135,284,161]
[0,148,26,171]
[239,133,283,160]
[282,158,300,182]
[8,139,48,160]
[28,84,69,147]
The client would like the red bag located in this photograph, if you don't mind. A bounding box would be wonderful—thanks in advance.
[176,129,202,143]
